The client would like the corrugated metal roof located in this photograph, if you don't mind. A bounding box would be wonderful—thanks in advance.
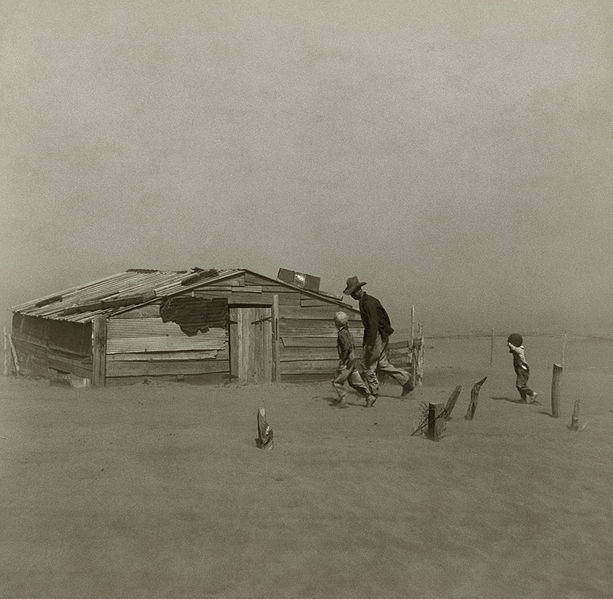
[12,267,355,322]
[12,269,241,323]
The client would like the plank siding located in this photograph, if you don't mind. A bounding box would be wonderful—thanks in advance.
[12,334,92,378]
[280,360,338,374]
[280,305,362,320]
[106,359,230,377]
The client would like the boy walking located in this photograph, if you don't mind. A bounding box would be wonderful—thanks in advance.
[507,333,538,403]
[332,311,371,407]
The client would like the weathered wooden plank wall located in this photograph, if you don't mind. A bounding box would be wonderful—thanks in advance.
[11,315,93,379]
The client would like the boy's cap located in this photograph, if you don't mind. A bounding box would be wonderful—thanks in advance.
[507,333,523,346]
[343,276,366,295]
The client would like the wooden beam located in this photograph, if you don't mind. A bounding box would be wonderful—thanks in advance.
[428,403,446,441]
[92,315,107,387]
[465,376,487,420]
[551,363,562,418]
[569,399,580,431]
[444,385,463,420]
[272,295,280,382]
[8,333,20,375]
[3,327,8,376]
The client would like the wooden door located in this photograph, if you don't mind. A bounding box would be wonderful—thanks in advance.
[229,306,273,382]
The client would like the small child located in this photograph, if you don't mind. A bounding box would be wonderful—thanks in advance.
[332,311,371,407]
[507,333,538,403]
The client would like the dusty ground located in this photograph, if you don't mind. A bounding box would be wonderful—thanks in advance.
[1,360,612,598]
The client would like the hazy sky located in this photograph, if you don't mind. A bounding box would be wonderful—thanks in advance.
[1,1,612,334]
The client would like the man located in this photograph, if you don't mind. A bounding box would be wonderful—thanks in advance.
[343,276,414,407]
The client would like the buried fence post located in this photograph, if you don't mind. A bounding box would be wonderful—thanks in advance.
[8,333,20,375]
[428,403,446,441]
[411,323,424,387]
[551,363,563,418]
[256,407,274,450]
[465,376,487,421]
[569,400,580,431]
[3,328,8,376]
[444,385,463,420]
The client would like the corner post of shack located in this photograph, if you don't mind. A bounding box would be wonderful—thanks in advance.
[92,314,107,387]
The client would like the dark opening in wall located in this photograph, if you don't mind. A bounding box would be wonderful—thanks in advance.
[159,297,228,336]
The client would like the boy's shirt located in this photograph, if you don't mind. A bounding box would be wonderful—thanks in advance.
[336,325,356,369]
[508,343,529,370]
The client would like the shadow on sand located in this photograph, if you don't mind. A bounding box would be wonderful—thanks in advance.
[490,395,525,404]
[321,395,363,408]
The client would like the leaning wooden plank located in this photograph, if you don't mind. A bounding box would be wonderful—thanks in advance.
[106,336,227,354]
[106,359,230,377]
[444,385,463,420]
[465,377,487,421]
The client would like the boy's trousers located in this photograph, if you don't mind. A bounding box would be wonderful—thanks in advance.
[515,364,535,400]
[333,363,369,400]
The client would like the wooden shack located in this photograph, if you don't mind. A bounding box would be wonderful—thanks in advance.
[10,268,409,386]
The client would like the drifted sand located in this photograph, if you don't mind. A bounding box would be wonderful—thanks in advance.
[1,365,612,598]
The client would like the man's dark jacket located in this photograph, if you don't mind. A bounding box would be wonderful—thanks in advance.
[358,293,394,347]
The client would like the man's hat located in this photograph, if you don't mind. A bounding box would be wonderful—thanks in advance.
[343,276,366,295]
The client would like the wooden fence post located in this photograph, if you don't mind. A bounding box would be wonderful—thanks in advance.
[256,407,274,449]
[444,385,463,420]
[271,295,280,382]
[465,376,487,420]
[569,400,580,431]
[3,327,8,376]
[92,315,107,387]
[428,403,445,441]
[561,334,568,367]
[410,305,415,349]
[411,323,424,386]
[8,333,20,375]
[490,328,494,367]
[551,363,562,418]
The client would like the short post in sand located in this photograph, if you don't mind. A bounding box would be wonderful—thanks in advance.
[8,333,20,375]
[256,407,274,450]
[427,403,446,441]
[489,328,494,367]
[551,363,562,418]
[568,400,580,431]
[411,323,424,387]
[3,327,8,376]
[444,385,463,420]
[465,376,487,421]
